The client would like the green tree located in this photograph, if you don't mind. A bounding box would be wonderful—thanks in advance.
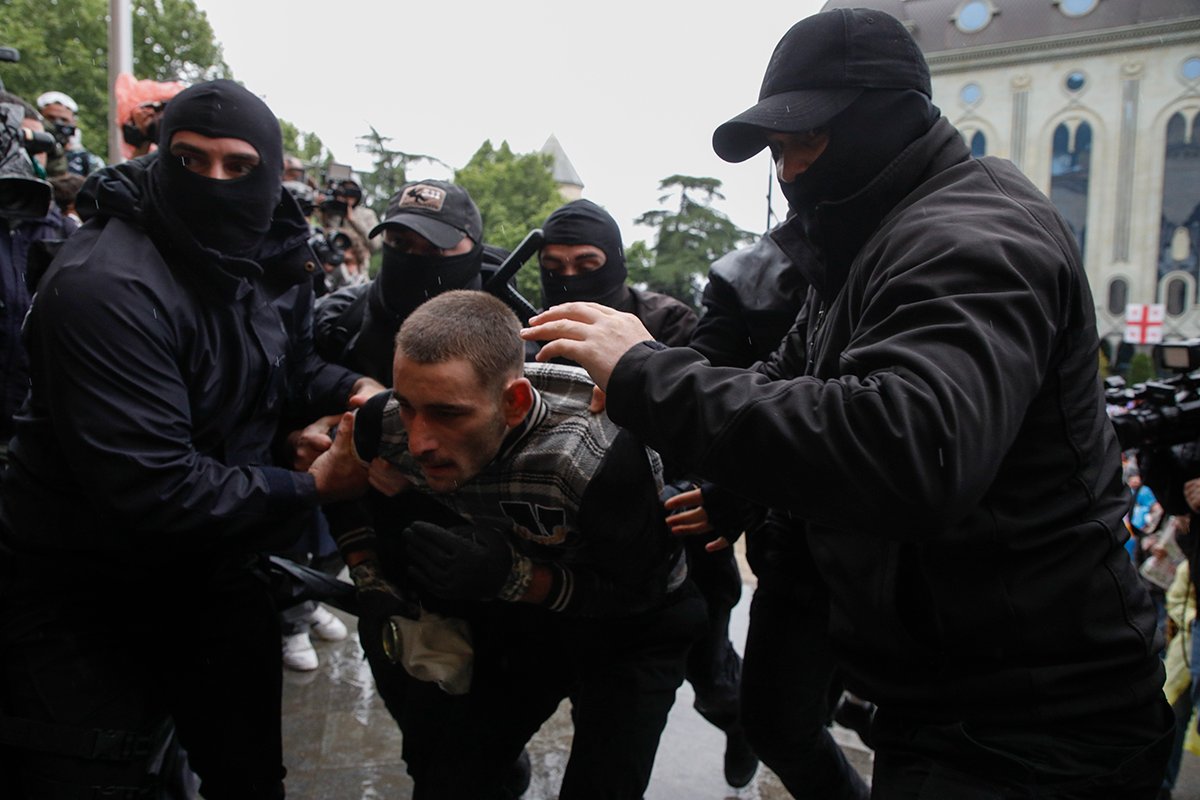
[0,0,229,154]
[280,119,333,172]
[132,0,228,84]
[1127,351,1156,386]
[454,140,563,302]
[355,126,446,219]
[633,175,755,309]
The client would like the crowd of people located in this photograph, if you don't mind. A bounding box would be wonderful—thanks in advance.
[0,7,1187,799]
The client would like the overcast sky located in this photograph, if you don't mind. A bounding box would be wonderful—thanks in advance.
[196,0,829,247]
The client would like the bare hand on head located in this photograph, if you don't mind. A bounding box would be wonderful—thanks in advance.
[309,412,369,502]
[348,377,387,409]
[520,303,654,391]
[287,413,341,471]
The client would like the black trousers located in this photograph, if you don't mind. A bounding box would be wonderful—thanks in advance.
[870,699,1174,799]
[681,535,744,730]
[364,582,707,800]
[739,518,870,800]
[0,551,286,799]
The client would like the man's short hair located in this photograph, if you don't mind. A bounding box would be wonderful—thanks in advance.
[396,290,524,390]
[49,173,85,208]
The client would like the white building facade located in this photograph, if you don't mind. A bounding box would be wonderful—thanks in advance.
[826,0,1200,362]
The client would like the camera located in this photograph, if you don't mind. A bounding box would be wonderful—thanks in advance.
[0,46,52,220]
[47,121,74,148]
[1106,340,1200,450]
[317,162,363,218]
[310,229,352,268]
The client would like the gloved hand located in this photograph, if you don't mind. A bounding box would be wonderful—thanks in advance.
[400,521,517,602]
[349,557,419,621]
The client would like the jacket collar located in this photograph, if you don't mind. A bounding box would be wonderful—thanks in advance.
[771,118,970,302]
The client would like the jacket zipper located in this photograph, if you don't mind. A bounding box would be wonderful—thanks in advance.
[807,303,827,375]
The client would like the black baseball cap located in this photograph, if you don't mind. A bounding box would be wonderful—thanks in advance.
[712,8,931,163]
[369,180,483,249]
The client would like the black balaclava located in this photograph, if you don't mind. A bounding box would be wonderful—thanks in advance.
[147,79,283,259]
[539,199,628,309]
[375,240,484,321]
[778,89,938,214]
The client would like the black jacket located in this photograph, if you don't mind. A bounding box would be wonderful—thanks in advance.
[619,287,697,348]
[690,234,806,368]
[607,119,1162,724]
[0,206,76,440]
[1,155,360,555]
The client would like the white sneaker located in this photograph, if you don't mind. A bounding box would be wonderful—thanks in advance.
[310,604,348,642]
[282,632,319,671]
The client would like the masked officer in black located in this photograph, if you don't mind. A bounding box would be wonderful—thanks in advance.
[0,79,381,799]
[525,8,1172,796]
[537,198,759,788]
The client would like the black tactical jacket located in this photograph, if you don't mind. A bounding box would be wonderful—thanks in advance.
[2,155,360,555]
[607,119,1163,724]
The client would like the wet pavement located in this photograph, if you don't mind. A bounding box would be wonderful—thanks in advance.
[278,552,1199,799]
[278,546,872,799]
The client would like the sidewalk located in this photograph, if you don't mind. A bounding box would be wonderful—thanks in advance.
[279,567,1198,799]
[279,550,874,798]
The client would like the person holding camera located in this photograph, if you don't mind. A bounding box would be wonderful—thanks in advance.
[524,8,1171,796]
[35,90,103,178]
[0,90,76,462]
[316,176,381,258]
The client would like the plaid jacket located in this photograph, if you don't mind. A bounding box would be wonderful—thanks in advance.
[356,362,686,617]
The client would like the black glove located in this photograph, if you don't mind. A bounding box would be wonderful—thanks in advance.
[400,521,518,602]
[698,481,747,545]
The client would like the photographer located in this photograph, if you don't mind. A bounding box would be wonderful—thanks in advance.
[114,73,183,160]
[0,90,75,460]
[316,175,381,256]
[35,90,103,178]
[286,180,367,298]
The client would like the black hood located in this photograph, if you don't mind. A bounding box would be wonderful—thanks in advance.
[540,199,629,309]
[77,152,317,291]
[149,79,284,260]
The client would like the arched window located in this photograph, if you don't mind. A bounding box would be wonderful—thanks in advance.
[970,131,986,157]
[1158,112,1200,305]
[1167,277,1189,316]
[1107,277,1128,315]
[1050,121,1092,259]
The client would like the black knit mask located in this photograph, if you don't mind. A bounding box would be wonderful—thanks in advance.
[779,89,938,213]
[147,80,283,259]
[376,241,483,320]
[540,199,628,309]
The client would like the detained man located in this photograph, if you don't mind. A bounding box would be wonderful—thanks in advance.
[320,290,705,798]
